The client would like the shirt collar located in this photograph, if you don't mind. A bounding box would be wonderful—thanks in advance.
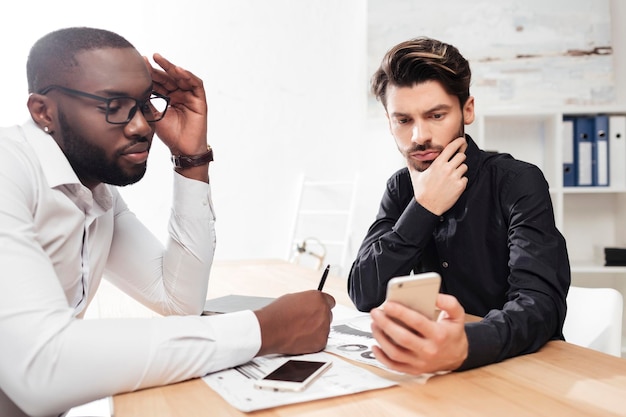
[463,134,480,186]
[22,119,81,189]
[22,119,113,211]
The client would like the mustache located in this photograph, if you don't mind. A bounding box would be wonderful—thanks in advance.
[404,142,444,153]
[118,137,150,153]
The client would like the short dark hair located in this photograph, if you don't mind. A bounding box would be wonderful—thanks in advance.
[371,37,471,109]
[27,27,135,93]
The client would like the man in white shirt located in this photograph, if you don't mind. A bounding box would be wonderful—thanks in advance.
[0,27,335,417]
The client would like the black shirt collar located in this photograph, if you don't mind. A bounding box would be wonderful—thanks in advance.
[464,134,480,187]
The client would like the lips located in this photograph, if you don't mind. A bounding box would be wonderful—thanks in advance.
[121,142,150,164]
[409,149,440,162]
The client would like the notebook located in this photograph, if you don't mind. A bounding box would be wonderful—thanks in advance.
[202,294,275,315]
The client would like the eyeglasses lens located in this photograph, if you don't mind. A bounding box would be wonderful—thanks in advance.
[106,95,169,124]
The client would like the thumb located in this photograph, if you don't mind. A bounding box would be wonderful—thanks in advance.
[436,293,465,321]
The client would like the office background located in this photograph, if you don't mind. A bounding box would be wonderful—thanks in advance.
[2,0,625,275]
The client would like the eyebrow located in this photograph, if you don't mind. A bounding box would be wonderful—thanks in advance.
[389,104,453,118]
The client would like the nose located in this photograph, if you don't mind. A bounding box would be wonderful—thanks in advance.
[411,120,430,144]
[124,107,152,138]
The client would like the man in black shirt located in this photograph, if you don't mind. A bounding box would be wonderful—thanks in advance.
[348,37,570,373]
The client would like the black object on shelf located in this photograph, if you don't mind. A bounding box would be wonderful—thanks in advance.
[604,247,626,266]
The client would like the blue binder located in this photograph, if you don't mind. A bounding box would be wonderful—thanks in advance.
[573,116,595,186]
[594,115,609,186]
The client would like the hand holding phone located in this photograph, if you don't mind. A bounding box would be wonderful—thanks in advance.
[384,272,441,320]
[253,359,332,392]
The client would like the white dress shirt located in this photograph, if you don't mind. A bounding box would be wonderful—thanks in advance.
[0,120,261,417]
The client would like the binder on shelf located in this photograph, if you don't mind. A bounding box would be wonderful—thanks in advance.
[573,116,595,186]
[562,117,576,187]
[609,115,626,189]
[594,114,609,186]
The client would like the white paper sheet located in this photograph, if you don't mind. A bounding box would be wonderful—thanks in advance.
[202,351,396,412]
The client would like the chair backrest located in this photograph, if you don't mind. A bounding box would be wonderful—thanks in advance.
[563,286,623,357]
[287,175,358,274]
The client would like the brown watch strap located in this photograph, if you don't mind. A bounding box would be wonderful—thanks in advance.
[171,146,214,169]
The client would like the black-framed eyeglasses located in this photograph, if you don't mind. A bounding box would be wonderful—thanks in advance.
[38,85,170,125]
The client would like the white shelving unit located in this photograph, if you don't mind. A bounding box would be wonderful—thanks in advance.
[468,106,626,356]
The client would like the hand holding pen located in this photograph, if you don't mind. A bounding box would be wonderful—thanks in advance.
[255,266,335,355]
[317,264,330,291]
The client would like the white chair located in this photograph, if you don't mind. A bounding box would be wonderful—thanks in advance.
[563,286,623,357]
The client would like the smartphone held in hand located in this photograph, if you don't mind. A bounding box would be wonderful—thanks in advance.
[254,360,332,392]
[384,272,441,320]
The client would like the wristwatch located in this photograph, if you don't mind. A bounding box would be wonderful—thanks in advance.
[171,146,214,169]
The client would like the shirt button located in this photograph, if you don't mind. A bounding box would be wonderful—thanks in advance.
[439,216,445,222]
[442,261,449,268]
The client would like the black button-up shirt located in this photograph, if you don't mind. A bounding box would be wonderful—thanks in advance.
[348,135,570,370]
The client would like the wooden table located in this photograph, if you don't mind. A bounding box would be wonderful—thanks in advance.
[113,259,626,417]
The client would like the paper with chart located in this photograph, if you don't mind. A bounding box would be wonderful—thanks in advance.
[326,312,437,383]
[202,351,397,412]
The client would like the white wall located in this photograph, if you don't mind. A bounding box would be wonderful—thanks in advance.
[2,0,625,277]
[611,0,626,105]
[128,1,370,266]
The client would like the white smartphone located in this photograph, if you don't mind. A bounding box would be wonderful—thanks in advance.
[253,359,332,392]
[384,272,441,320]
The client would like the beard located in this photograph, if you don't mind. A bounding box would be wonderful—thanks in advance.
[403,119,465,172]
[57,110,147,187]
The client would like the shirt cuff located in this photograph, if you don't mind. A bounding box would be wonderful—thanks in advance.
[202,310,262,372]
[457,321,502,371]
[393,199,439,243]
[172,171,215,219]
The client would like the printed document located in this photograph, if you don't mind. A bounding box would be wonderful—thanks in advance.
[326,312,438,382]
[203,351,396,412]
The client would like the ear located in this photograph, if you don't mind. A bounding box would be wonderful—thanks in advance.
[27,94,56,134]
[463,96,475,125]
